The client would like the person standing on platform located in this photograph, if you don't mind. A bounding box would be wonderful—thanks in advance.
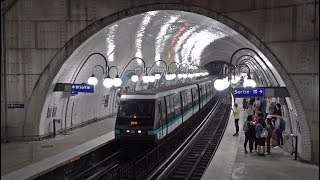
[242,98,248,111]
[244,115,255,153]
[260,97,267,119]
[273,109,285,148]
[247,104,254,116]
[255,117,267,156]
[233,103,240,136]
[266,116,274,154]
[267,101,275,117]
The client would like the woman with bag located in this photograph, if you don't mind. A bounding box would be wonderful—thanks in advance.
[255,117,267,156]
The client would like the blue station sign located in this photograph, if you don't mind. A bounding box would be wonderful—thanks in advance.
[71,84,94,93]
[8,104,24,109]
[233,87,264,98]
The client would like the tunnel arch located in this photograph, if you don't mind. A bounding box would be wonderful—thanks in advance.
[26,4,311,161]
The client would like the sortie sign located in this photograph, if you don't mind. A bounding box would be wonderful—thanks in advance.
[233,88,264,98]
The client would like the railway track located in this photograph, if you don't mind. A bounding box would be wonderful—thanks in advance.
[147,97,231,180]
[92,94,229,180]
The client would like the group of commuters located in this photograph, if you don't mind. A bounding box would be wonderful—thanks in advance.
[233,98,286,156]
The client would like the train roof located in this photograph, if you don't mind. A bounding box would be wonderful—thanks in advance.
[120,77,215,100]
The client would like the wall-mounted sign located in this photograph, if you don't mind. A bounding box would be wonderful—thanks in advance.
[71,84,94,93]
[233,88,264,98]
[8,104,24,109]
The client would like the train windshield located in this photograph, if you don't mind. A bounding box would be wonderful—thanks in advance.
[118,100,155,119]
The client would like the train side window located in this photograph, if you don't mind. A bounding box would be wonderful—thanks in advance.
[170,95,174,115]
[186,90,192,109]
[161,97,166,123]
[174,93,181,117]
[193,88,198,106]
[181,91,186,110]
[156,101,161,129]
[165,96,171,122]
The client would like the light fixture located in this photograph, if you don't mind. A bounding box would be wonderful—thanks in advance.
[149,75,156,83]
[154,74,161,80]
[88,74,98,85]
[214,78,225,91]
[165,74,172,80]
[142,75,150,83]
[187,73,194,78]
[230,75,241,84]
[113,75,122,87]
[243,73,256,87]
[131,74,139,82]
[177,74,183,79]
[182,73,188,78]
[103,75,113,88]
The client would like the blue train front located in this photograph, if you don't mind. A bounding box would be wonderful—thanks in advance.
[115,78,216,143]
[115,97,157,142]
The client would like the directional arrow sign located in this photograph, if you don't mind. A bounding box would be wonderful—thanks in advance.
[233,87,264,98]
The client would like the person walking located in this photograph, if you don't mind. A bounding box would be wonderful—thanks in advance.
[233,103,240,136]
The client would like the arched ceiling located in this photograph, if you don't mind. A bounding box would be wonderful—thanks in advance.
[54,10,282,87]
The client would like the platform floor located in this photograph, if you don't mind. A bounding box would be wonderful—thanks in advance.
[1,117,116,176]
[202,100,319,180]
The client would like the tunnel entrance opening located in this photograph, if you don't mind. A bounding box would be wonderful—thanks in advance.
[19,5,310,162]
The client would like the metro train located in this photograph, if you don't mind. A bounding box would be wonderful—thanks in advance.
[114,78,217,143]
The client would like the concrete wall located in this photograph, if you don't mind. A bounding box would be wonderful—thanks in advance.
[1,0,318,163]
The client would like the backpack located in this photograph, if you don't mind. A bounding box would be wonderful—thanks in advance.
[261,128,268,138]
[243,121,249,132]
[280,118,286,131]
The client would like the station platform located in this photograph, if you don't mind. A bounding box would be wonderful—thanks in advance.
[1,117,116,178]
[202,100,319,180]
